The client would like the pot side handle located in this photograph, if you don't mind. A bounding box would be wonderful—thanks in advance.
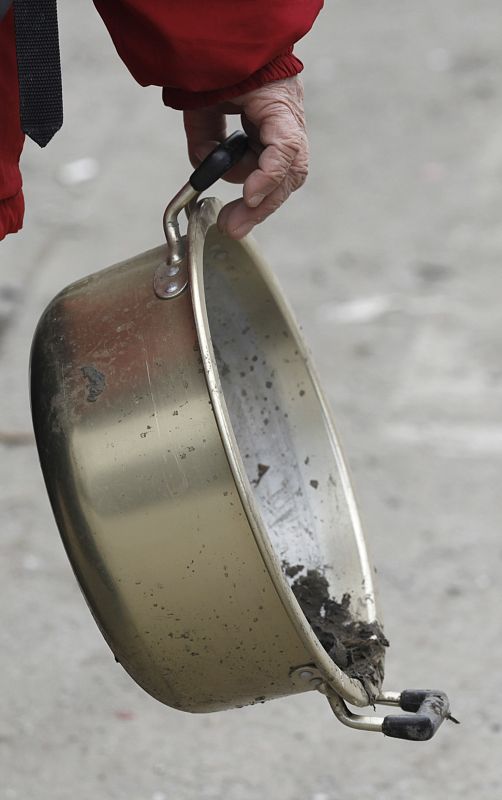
[327,688,458,741]
[381,689,457,741]
[155,131,249,299]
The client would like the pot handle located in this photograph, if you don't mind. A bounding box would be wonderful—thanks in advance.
[189,131,249,192]
[381,689,454,740]
[327,688,458,741]
[155,131,249,299]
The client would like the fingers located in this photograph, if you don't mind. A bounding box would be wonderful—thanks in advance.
[217,163,304,238]
[243,128,301,206]
[183,109,258,183]
[246,139,308,209]
[183,109,226,167]
[217,77,309,238]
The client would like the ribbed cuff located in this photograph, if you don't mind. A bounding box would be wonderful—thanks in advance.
[0,188,24,240]
[162,50,304,111]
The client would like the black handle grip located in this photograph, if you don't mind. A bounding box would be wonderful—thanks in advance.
[382,690,452,741]
[189,131,249,193]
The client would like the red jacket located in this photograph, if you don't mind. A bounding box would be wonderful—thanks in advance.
[0,1,322,241]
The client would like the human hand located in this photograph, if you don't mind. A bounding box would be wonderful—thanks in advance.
[183,76,309,239]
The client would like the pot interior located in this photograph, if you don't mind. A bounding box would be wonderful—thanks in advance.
[202,227,380,633]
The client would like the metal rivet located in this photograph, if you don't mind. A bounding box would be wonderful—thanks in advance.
[310,677,323,688]
[299,669,314,681]
[167,263,180,277]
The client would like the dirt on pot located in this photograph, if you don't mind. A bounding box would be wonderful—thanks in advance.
[285,565,389,701]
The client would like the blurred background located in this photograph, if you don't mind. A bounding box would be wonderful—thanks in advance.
[1,1,501,798]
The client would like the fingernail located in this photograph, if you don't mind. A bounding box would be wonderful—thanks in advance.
[231,221,255,239]
[248,193,265,208]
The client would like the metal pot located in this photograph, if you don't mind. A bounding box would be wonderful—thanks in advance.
[31,134,452,740]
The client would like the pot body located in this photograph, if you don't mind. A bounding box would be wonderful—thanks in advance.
[31,199,384,711]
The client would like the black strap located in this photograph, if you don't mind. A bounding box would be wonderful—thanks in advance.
[13,0,63,147]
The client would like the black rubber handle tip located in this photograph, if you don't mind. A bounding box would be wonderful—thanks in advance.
[189,131,249,193]
[382,689,451,742]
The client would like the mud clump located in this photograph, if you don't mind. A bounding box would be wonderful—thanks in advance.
[288,566,389,701]
[284,563,304,579]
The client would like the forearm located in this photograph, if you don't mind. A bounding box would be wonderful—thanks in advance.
[93,0,323,108]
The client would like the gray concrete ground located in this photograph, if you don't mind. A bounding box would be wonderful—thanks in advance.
[1,1,501,798]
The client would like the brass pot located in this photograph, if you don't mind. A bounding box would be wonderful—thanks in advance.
[31,135,451,740]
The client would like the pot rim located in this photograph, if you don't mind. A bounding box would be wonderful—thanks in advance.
[188,197,380,707]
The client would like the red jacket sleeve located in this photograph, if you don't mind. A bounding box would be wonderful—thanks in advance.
[0,7,25,238]
[93,1,323,109]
